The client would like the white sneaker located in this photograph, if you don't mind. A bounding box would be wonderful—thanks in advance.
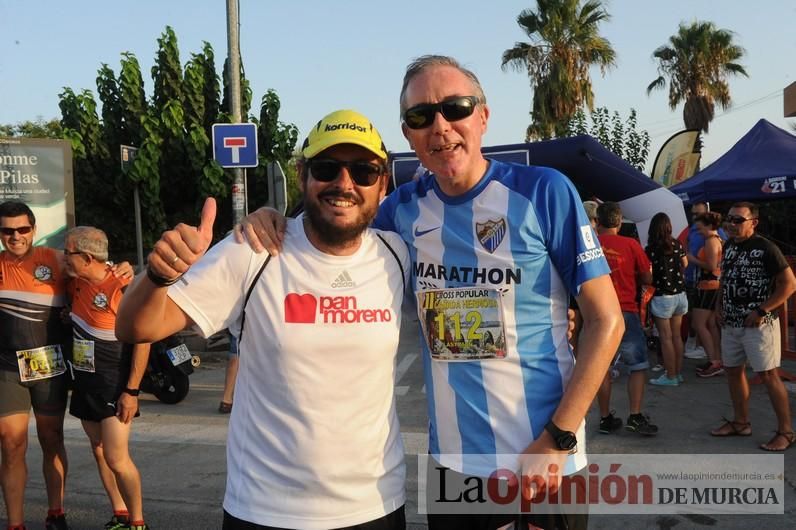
[684,346,707,359]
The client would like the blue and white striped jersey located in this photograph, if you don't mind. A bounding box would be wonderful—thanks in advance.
[375,159,610,475]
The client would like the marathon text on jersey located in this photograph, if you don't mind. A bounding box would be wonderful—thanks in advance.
[413,261,521,285]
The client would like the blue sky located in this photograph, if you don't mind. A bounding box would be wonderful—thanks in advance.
[1,0,794,171]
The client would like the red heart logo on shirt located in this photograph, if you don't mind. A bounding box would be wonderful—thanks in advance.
[284,293,317,323]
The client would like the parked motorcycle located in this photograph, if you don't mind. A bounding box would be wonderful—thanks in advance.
[141,335,200,404]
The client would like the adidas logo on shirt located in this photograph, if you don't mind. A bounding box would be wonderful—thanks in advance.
[331,270,356,288]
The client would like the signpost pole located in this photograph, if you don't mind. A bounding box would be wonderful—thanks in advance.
[133,186,144,270]
[226,0,246,225]
[120,145,143,271]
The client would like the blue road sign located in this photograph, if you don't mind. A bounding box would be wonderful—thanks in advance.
[212,123,258,168]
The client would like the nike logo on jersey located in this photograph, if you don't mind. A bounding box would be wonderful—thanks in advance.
[414,226,440,238]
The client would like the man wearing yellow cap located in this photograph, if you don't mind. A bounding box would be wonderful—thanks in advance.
[115,110,409,530]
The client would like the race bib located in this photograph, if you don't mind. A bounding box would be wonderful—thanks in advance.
[72,339,96,373]
[417,287,507,361]
[16,344,66,382]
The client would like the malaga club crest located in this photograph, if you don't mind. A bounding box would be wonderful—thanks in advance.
[34,265,52,282]
[93,293,109,309]
[476,218,506,254]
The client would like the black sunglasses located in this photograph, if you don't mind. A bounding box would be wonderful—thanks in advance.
[0,226,33,236]
[726,215,757,225]
[307,159,384,187]
[402,96,481,130]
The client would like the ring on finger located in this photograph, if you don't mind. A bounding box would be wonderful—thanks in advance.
[170,255,180,265]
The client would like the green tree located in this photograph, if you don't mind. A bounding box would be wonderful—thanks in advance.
[151,26,183,109]
[501,0,616,140]
[150,26,194,227]
[118,52,148,146]
[58,27,296,254]
[221,57,253,122]
[198,43,221,132]
[184,49,227,239]
[117,52,166,249]
[248,89,299,211]
[97,64,123,155]
[647,21,748,133]
[58,88,113,228]
[0,118,62,138]
[565,107,651,171]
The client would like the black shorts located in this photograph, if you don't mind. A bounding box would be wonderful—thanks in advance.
[692,289,719,311]
[69,386,139,423]
[0,370,69,417]
[222,506,405,530]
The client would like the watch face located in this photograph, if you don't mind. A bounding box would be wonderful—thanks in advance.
[558,433,577,451]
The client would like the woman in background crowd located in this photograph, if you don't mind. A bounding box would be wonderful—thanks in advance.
[646,213,689,386]
[687,212,724,378]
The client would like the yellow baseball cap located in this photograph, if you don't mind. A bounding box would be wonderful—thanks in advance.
[301,109,387,160]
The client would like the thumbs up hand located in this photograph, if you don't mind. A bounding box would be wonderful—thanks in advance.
[148,197,217,281]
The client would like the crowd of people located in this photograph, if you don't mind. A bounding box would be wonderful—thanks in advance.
[581,198,795,453]
[1,53,794,530]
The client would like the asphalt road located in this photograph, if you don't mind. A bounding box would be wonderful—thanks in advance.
[12,311,796,529]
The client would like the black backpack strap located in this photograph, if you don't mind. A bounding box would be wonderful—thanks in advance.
[376,233,405,294]
[239,255,271,343]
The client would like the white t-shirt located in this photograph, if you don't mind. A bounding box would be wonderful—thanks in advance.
[168,218,408,529]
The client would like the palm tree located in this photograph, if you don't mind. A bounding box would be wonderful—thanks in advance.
[501,0,616,140]
[647,21,748,133]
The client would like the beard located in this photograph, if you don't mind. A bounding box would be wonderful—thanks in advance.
[303,190,378,248]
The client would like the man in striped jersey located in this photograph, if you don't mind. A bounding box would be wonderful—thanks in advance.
[386,55,622,530]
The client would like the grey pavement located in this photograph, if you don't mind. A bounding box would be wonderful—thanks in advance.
[10,313,796,529]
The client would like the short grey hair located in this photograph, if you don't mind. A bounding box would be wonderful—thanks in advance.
[582,200,599,221]
[399,55,487,113]
[66,226,108,262]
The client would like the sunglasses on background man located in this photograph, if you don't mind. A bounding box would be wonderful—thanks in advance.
[0,226,33,236]
[725,215,757,225]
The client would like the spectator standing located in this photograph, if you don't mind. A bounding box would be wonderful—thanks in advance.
[595,202,658,436]
[710,202,796,451]
[647,213,689,386]
[582,201,598,228]
[63,226,150,530]
[0,201,71,530]
[218,332,238,414]
[682,202,727,359]
[686,212,724,377]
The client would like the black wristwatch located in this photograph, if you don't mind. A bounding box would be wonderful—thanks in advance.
[755,306,772,318]
[544,420,577,451]
[123,387,140,397]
